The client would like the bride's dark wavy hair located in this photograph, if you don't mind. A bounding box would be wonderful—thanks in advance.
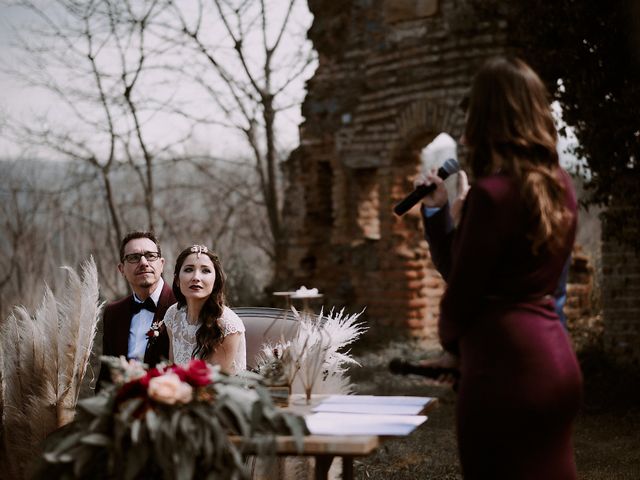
[464,56,572,254]
[172,246,227,360]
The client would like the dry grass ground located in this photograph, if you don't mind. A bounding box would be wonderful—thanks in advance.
[347,318,640,480]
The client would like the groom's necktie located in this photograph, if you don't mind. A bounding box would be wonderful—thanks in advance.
[131,297,157,314]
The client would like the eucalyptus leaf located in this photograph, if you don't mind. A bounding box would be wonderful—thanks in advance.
[228,446,248,479]
[250,401,266,432]
[117,397,143,422]
[123,439,149,480]
[202,427,214,465]
[48,430,83,457]
[131,418,141,443]
[179,411,198,440]
[282,413,308,453]
[43,452,65,463]
[80,433,111,447]
[145,409,160,439]
[210,417,225,466]
[191,405,221,436]
[221,399,251,435]
[152,422,173,476]
[170,408,183,436]
[72,444,99,477]
[257,400,279,425]
[57,453,73,462]
[215,384,258,414]
[77,394,112,417]
[175,450,195,480]
[254,384,275,406]
[89,415,107,432]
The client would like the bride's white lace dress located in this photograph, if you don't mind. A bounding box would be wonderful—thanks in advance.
[162,304,246,374]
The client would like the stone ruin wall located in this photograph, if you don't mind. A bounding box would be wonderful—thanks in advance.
[280,0,595,341]
[601,200,640,366]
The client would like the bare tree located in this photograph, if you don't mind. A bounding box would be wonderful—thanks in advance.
[0,158,89,317]
[157,0,317,272]
[3,0,191,248]
[1,0,316,306]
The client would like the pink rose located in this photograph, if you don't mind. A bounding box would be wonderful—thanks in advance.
[147,373,193,405]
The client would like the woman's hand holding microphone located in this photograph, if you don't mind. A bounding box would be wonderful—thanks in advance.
[415,167,470,226]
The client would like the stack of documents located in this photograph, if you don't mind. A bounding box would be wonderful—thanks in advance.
[305,395,435,436]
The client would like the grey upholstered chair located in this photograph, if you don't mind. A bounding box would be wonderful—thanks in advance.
[231,307,301,370]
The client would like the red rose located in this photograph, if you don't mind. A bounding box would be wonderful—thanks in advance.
[183,359,212,387]
[139,367,164,388]
[167,364,187,381]
[146,329,159,339]
[115,378,146,405]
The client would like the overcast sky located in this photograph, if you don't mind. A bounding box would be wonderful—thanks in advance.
[0,1,316,160]
[0,2,579,170]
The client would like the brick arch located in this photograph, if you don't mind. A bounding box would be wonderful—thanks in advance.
[278,0,513,340]
[377,98,465,339]
[391,97,463,160]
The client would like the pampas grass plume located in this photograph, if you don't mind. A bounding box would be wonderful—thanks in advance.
[0,257,103,479]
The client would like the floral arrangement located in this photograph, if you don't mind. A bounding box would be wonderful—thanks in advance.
[145,319,164,345]
[33,357,307,480]
[256,307,367,402]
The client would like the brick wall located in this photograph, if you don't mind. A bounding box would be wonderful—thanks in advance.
[278,0,508,339]
[280,0,598,342]
[566,247,594,322]
[601,203,640,366]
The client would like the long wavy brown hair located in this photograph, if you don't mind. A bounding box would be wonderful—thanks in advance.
[172,247,227,360]
[464,56,572,254]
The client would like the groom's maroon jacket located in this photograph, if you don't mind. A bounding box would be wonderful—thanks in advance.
[98,281,175,387]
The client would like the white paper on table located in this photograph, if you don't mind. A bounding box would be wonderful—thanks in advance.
[321,395,436,407]
[305,412,427,436]
[312,402,425,415]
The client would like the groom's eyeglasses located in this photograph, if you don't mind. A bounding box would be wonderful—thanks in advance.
[123,251,161,264]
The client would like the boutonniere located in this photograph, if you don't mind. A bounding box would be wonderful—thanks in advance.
[146,320,164,342]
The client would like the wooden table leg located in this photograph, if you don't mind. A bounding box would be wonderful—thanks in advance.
[315,454,334,480]
[342,456,354,480]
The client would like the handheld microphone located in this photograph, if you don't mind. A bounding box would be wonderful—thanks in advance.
[388,358,460,380]
[393,158,460,216]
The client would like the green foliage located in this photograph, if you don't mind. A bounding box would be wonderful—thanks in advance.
[472,0,640,247]
[32,360,308,480]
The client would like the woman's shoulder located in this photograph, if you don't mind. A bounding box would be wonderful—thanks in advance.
[474,173,518,202]
[220,306,245,335]
[463,175,517,215]
[557,167,578,208]
[162,303,182,327]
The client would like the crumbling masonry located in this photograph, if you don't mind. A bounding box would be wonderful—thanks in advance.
[280,0,595,342]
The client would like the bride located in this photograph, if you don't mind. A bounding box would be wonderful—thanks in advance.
[162,245,246,374]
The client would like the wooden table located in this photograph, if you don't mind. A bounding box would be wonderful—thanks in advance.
[258,433,379,479]
[236,395,438,480]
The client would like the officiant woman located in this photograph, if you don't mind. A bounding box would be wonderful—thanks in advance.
[418,56,583,479]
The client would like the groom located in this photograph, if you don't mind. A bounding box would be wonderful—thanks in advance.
[98,231,175,387]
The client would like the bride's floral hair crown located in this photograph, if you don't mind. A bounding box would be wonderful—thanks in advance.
[190,245,208,258]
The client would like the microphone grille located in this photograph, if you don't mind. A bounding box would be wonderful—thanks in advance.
[442,158,460,176]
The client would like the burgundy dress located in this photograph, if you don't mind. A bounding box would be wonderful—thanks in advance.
[423,170,582,479]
